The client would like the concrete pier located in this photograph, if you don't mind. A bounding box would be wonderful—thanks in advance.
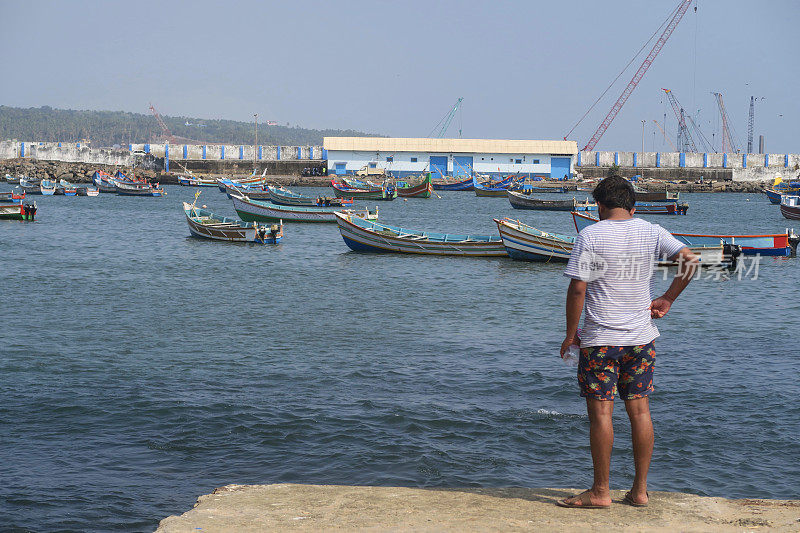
[155,483,800,532]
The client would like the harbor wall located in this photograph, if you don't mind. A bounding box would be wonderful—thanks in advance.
[577,151,800,182]
[0,141,325,170]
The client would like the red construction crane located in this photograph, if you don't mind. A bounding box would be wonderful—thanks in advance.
[579,0,693,151]
[148,103,201,144]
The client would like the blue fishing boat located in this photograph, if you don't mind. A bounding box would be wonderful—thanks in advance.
[432,175,475,191]
[335,212,506,256]
[571,211,798,256]
[473,175,514,197]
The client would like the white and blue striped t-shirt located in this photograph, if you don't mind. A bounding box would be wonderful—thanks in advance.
[564,217,686,348]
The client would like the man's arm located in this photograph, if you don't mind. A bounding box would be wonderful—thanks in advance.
[561,278,587,356]
[650,246,698,318]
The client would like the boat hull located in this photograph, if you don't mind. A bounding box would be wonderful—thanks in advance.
[330,181,397,200]
[183,202,282,243]
[397,174,433,198]
[571,211,795,256]
[232,195,376,223]
[635,190,680,202]
[432,176,474,191]
[507,191,596,211]
[336,213,506,256]
[0,202,36,221]
[779,200,800,220]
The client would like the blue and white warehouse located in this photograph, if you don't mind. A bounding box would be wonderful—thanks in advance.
[323,137,578,179]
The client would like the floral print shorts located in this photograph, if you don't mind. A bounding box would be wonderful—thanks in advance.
[578,342,655,401]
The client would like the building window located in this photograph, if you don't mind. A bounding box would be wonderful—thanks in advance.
[410,157,417,163]
[515,159,522,164]
[533,159,540,164]
[510,158,514,163]
[368,162,377,168]
[386,156,393,162]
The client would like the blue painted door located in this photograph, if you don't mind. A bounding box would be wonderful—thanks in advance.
[550,157,571,180]
[453,156,473,177]
[429,156,448,178]
[335,162,346,175]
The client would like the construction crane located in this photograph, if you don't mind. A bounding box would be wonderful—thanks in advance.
[428,97,463,138]
[576,0,692,151]
[747,96,764,153]
[711,92,739,153]
[149,103,199,144]
[662,89,697,152]
[652,119,677,151]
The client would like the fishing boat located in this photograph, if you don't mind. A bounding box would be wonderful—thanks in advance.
[571,211,798,257]
[507,190,596,211]
[182,201,282,243]
[473,175,514,197]
[177,175,218,187]
[92,171,117,192]
[115,181,165,197]
[634,202,689,215]
[396,173,433,198]
[496,217,736,266]
[58,179,78,196]
[779,195,800,221]
[523,186,568,193]
[223,182,270,200]
[335,211,507,256]
[266,185,353,207]
[77,186,100,196]
[330,179,397,201]
[19,177,41,195]
[232,194,378,223]
[764,188,784,204]
[216,170,268,192]
[40,179,56,195]
[0,201,37,221]
[5,174,20,185]
[431,175,474,191]
[633,187,680,202]
[0,188,25,201]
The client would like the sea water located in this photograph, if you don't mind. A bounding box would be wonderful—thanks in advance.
[1,187,799,531]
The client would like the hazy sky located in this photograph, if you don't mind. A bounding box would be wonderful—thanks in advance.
[1,0,798,152]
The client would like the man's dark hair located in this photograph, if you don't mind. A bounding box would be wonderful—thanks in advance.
[592,175,635,210]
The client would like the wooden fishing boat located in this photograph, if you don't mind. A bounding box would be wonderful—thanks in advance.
[58,179,78,196]
[779,195,800,221]
[19,177,41,195]
[330,179,397,201]
[473,175,514,197]
[92,171,117,192]
[232,194,378,223]
[182,202,282,243]
[40,179,56,195]
[634,202,689,215]
[0,188,25,201]
[224,182,270,200]
[633,187,680,202]
[496,217,736,266]
[396,173,433,198]
[335,211,507,256]
[763,188,797,205]
[0,201,37,221]
[266,185,353,207]
[507,190,597,211]
[77,186,100,196]
[217,171,268,192]
[5,174,20,185]
[571,211,798,257]
[115,181,165,197]
[432,175,474,191]
[177,175,218,187]
[523,186,568,193]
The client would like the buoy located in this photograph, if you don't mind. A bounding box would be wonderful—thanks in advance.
[403,198,408,202]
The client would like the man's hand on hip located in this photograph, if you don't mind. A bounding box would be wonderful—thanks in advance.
[650,296,673,318]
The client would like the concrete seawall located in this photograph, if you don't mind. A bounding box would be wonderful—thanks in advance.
[155,483,800,532]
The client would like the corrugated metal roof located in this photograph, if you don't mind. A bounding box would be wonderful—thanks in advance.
[323,137,578,155]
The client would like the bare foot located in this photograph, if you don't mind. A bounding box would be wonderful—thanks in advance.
[557,490,612,508]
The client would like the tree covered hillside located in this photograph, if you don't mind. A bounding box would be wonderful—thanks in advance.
[0,106,381,147]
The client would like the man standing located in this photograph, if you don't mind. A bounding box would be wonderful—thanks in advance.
[557,176,697,509]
